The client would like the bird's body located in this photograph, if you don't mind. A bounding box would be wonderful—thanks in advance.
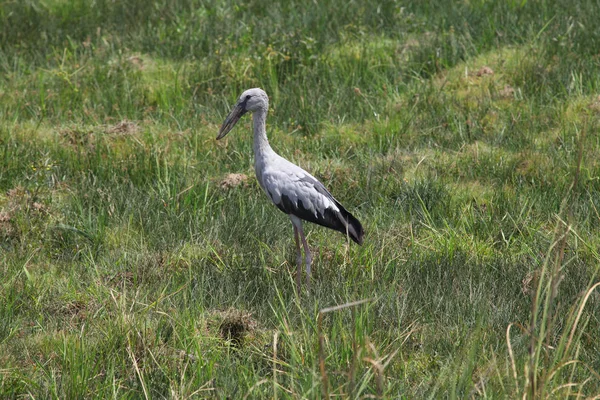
[217,88,364,290]
[253,133,363,245]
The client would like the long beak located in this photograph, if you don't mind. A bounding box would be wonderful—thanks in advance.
[216,103,247,140]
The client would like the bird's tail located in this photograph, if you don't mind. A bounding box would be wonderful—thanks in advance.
[340,208,364,245]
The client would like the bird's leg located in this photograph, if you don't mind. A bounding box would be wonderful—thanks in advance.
[293,224,302,293]
[298,225,312,292]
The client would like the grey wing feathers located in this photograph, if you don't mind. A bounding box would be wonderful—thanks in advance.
[263,166,364,245]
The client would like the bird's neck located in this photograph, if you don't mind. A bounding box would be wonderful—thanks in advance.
[252,107,272,156]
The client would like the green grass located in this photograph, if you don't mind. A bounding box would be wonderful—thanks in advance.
[1,0,600,398]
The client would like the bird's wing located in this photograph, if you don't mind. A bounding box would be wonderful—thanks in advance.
[260,157,364,244]
[260,156,338,213]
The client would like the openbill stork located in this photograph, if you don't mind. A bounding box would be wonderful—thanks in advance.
[217,88,364,291]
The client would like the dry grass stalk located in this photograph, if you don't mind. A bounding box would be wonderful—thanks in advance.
[317,298,374,399]
[273,330,279,400]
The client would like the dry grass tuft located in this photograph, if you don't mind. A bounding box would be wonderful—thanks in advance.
[59,126,95,148]
[589,95,600,113]
[0,210,17,242]
[213,308,258,347]
[127,55,145,70]
[220,173,249,189]
[476,66,494,76]
[498,84,515,98]
[521,271,534,296]
[106,120,140,135]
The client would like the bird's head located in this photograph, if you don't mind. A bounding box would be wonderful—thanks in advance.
[216,88,269,140]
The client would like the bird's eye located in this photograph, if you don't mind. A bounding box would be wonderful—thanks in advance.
[245,95,251,100]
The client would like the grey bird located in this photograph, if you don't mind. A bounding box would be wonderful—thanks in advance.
[217,88,364,291]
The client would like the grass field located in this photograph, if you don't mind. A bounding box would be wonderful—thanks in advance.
[1,0,600,398]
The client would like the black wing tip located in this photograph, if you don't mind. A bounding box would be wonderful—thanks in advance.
[345,213,365,245]
[352,229,365,245]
